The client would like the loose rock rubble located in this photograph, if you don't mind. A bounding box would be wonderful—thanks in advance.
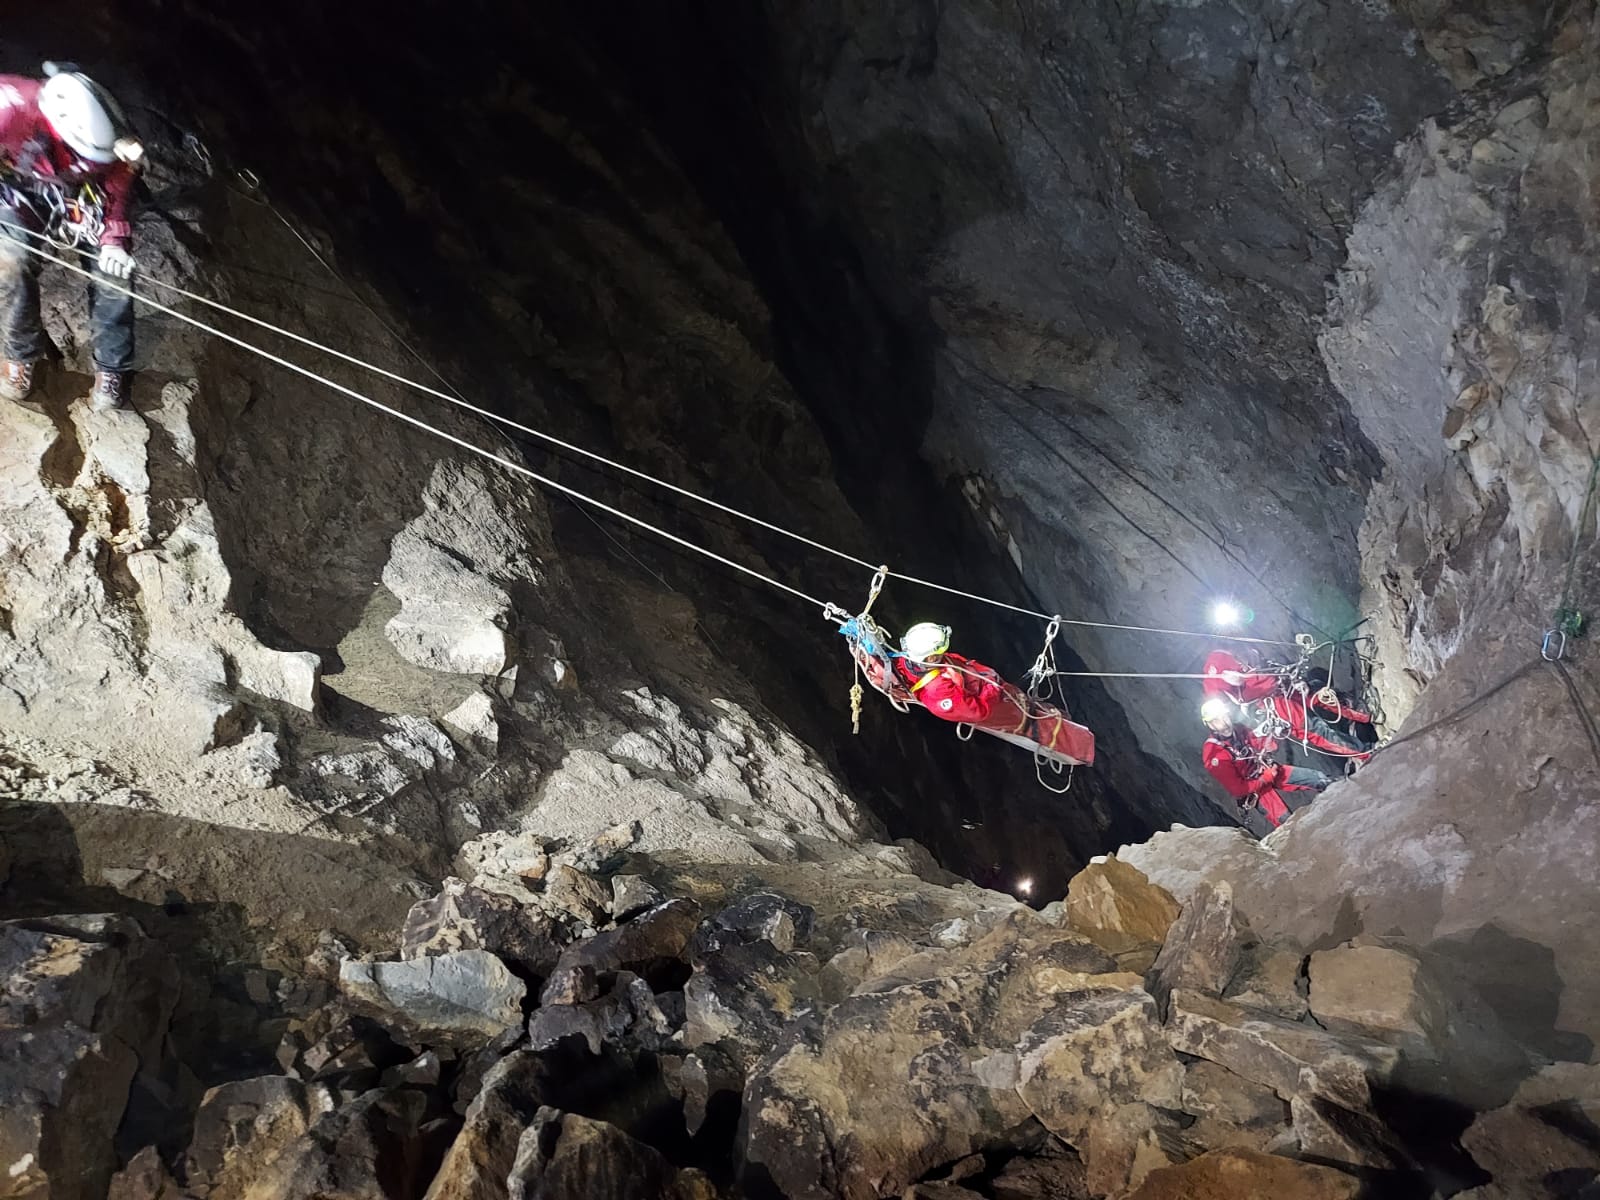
[0,848,1576,1200]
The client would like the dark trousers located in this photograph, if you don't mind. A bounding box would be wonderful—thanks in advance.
[0,208,134,372]
[1281,765,1333,791]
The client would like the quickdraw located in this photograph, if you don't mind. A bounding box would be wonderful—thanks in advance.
[0,175,106,251]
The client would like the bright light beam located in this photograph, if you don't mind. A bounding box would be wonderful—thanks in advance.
[1015,877,1034,895]
[1210,600,1243,628]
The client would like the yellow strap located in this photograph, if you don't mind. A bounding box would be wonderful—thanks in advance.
[909,668,942,693]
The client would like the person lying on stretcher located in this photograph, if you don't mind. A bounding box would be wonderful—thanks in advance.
[892,622,1005,723]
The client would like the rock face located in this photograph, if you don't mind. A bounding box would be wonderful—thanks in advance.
[1063,857,1181,973]
[339,951,527,1046]
[1126,1148,1361,1200]
[0,915,177,1200]
[1147,882,1255,1013]
[400,878,564,980]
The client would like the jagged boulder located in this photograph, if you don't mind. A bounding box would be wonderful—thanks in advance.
[1125,1148,1360,1199]
[610,875,664,922]
[683,932,826,1072]
[527,971,674,1056]
[695,892,815,954]
[382,461,546,676]
[1176,1061,1289,1153]
[425,1054,540,1199]
[740,912,1132,1200]
[183,1076,331,1199]
[1147,882,1256,1012]
[1308,942,1449,1042]
[0,915,178,1200]
[1015,990,1186,1195]
[1459,1063,1600,1196]
[339,950,526,1047]
[1166,990,1399,1109]
[401,877,563,979]
[1063,856,1181,972]
[1223,944,1308,1021]
[542,864,612,928]
[507,1108,715,1199]
[1308,939,1531,1108]
[546,898,700,988]
[234,1086,445,1200]
[106,1147,182,1200]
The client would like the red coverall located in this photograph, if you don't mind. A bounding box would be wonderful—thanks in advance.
[1201,724,1295,828]
[1202,649,1371,761]
[0,77,136,247]
[895,652,1005,724]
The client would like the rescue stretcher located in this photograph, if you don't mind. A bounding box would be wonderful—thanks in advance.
[838,616,1096,769]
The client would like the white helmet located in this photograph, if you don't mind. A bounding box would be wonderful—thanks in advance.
[39,64,124,164]
[901,622,951,662]
[1200,697,1234,726]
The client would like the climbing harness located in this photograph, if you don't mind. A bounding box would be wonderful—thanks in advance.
[0,174,105,250]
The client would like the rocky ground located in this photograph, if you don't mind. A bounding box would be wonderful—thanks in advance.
[8,844,1595,1200]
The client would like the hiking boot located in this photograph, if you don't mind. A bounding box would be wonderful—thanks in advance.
[1,359,35,403]
[89,370,126,411]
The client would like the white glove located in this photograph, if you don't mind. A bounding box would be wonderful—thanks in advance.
[97,245,136,281]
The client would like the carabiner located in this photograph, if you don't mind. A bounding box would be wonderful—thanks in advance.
[1542,628,1567,662]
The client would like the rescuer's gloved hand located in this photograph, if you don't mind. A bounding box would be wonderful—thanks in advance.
[96,245,135,280]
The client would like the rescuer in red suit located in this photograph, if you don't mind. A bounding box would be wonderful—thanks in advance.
[1202,648,1372,763]
[1200,697,1332,829]
[894,621,1005,723]
[0,64,143,410]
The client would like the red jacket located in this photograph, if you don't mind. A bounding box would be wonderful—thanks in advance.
[1201,650,1279,703]
[0,76,136,247]
[1201,724,1286,800]
[895,652,1004,724]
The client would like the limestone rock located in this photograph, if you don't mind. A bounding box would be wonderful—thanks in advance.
[987,1150,1089,1200]
[1289,1093,1411,1171]
[526,972,672,1056]
[1308,943,1448,1043]
[184,1076,330,1198]
[543,864,612,927]
[683,934,825,1071]
[426,1052,550,1199]
[1016,990,1185,1195]
[696,892,815,955]
[739,913,1125,1199]
[1126,1148,1361,1200]
[1167,990,1399,1109]
[442,692,499,750]
[506,1109,715,1200]
[400,877,562,979]
[1178,1060,1287,1140]
[610,874,665,922]
[1461,1063,1600,1194]
[339,950,526,1046]
[0,915,178,1200]
[539,963,600,1007]
[234,1086,436,1200]
[1223,945,1308,1021]
[1064,856,1181,972]
[820,929,920,998]
[1307,939,1530,1108]
[382,461,544,676]
[547,898,700,986]
[106,1147,183,1200]
[1148,882,1255,1012]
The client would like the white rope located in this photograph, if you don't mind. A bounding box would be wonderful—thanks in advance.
[2,233,831,612]
[0,214,881,576]
[0,210,1298,649]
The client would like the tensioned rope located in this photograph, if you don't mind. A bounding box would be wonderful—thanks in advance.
[2,231,830,611]
[2,214,1294,646]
